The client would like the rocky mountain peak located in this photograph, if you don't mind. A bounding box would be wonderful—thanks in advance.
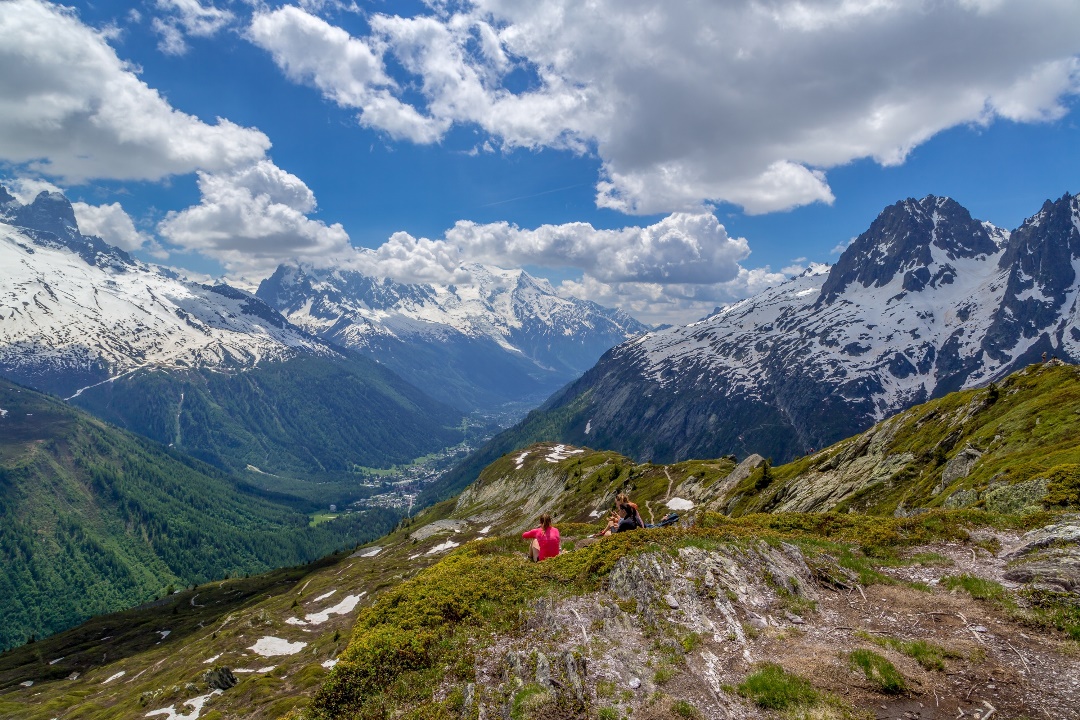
[984,192,1080,362]
[0,187,132,269]
[819,194,1002,304]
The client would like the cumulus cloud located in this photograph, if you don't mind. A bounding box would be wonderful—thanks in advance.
[0,0,269,182]
[71,201,153,251]
[350,212,749,286]
[2,176,63,204]
[152,0,235,55]
[158,160,351,273]
[332,212,782,324]
[247,6,448,143]
[249,1,1080,215]
[558,266,791,326]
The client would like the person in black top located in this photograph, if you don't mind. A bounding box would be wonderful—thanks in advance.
[599,503,641,535]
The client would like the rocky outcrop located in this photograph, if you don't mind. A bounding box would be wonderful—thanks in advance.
[1003,516,1080,592]
[202,666,238,691]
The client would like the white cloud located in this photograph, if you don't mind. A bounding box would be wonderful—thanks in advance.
[71,201,156,253]
[250,1,1080,215]
[158,160,351,273]
[350,212,750,287]
[329,211,786,324]
[830,237,856,256]
[3,177,63,204]
[247,6,448,143]
[0,0,269,182]
[558,266,790,326]
[152,0,234,55]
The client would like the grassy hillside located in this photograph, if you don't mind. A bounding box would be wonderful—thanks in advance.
[71,355,468,505]
[2,363,1079,718]
[0,379,400,651]
[720,361,1080,516]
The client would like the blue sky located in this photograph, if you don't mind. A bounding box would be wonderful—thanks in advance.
[1,0,1079,324]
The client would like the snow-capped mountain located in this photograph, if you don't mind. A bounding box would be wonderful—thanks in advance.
[482,194,1080,465]
[256,262,647,412]
[0,187,334,397]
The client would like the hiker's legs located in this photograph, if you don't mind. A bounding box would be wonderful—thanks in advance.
[529,538,540,561]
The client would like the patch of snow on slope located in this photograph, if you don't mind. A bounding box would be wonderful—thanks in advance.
[249,637,306,656]
[666,497,695,511]
[545,444,584,462]
[427,539,460,554]
[356,546,382,557]
[515,451,529,469]
[145,690,221,719]
[322,659,338,669]
[233,666,275,674]
[312,590,336,603]
[288,594,366,626]
[202,654,221,665]
[103,670,125,684]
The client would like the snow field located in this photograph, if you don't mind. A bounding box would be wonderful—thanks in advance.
[248,637,307,656]
[144,690,221,720]
[665,497,695,511]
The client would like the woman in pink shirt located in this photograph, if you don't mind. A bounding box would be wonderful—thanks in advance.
[522,513,560,562]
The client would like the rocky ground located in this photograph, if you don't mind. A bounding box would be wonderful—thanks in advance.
[455,518,1080,720]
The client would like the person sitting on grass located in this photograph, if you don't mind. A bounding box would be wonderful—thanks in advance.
[616,492,645,529]
[598,503,641,536]
[522,513,560,562]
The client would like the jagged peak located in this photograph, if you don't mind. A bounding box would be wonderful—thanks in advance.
[818,194,999,304]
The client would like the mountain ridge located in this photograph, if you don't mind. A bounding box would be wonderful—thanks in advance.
[256,260,648,412]
[443,193,1080,477]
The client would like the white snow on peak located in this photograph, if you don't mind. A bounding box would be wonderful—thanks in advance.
[0,222,333,394]
[514,451,530,469]
[622,240,1034,419]
[268,261,642,359]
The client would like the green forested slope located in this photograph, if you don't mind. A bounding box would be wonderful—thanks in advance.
[71,355,466,503]
[0,379,399,651]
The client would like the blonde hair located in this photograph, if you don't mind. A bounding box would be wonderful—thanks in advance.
[538,513,553,531]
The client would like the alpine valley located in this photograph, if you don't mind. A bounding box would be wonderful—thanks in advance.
[3,187,1080,720]
[0,185,645,650]
[255,261,647,414]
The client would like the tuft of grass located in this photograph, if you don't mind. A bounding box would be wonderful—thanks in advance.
[941,574,1013,605]
[654,665,677,684]
[857,632,958,671]
[906,552,953,567]
[596,680,617,699]
[737,663,818,710]
[679,632,702,653]
[598,707,620,720]
[672,699,702,718]
[849,649,906,694]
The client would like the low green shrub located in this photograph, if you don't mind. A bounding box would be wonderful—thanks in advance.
[849,649,905,694]
[736,663,818,710]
